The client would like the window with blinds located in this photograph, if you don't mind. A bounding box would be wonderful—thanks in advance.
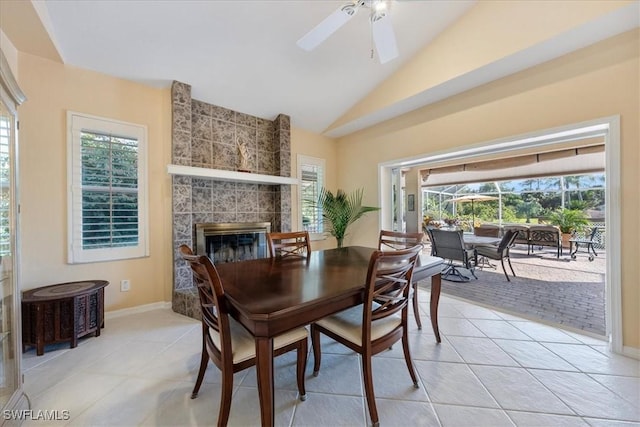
[67,112,148,263]
[298,155,325,233]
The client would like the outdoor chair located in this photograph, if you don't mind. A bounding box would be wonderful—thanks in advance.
[503,224,529,246]
[179,245,308,426]
[378,230,425,329]
[569,226,602,261]
[267,231,311,259]
[311,245,422,427]
[429,228,477,282]
[528,225,562,258]
[475,229,519,281]
[474,224,501,237]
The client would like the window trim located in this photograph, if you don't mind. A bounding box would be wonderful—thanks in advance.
[297,154,325,233]
[67,111,149,263]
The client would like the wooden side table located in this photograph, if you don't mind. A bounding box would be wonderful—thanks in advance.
[21,280,109,356]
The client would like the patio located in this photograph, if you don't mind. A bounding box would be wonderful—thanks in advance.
[421,244,606,336]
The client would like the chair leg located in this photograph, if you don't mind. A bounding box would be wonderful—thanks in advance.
[311,325,322,376]
[500,258,511,282]
[506,256,516,278]
[401,333,419,388]
[218,367,234,427]
[412,282,422,330]
[296,338,308,401]
[361,352,379,427]
[191,328,209,399]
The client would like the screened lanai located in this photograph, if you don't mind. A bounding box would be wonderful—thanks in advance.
[415,141,606,231]
[398,139,609,336]
[422,173,606,231]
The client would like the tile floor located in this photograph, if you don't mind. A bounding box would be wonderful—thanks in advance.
[21,290,640,426]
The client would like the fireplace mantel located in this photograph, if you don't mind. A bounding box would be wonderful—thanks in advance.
[167,164,299,185]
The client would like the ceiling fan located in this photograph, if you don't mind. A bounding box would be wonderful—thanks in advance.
[296,0,399,64]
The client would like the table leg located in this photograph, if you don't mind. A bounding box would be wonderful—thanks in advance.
[255,336,275,427]
[429,273,442,343]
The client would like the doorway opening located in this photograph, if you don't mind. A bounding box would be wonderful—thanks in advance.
[378,116,621,352]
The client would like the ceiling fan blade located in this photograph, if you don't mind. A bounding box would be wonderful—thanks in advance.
[297,4,359,51]
[371,11,398,64]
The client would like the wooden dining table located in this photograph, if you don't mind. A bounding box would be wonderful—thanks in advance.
[215,246,443,427]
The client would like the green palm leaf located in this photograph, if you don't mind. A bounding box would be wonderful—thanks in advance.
[313,188,380,247]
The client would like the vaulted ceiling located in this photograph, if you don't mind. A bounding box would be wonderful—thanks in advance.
[1,1,638,137]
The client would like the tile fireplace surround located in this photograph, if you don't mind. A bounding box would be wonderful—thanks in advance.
[170,81,292,319]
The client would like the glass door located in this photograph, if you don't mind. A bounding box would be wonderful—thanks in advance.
[0,93,17,408]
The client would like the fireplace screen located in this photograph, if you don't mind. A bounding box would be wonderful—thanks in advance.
[195,222,271,264]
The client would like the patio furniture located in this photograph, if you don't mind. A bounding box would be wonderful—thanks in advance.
[463,234,502,270]
[474,224,501,237]
[528,225,562,258]
[475,229,519,281]
[429,228,477,282]
[569,226,602,261]
[503,224,529,246]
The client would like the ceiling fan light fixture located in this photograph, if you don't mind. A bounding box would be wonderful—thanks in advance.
[373,0,388,13]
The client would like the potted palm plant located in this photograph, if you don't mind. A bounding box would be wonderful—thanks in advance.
[315,188,380,248]
[549,208,589,248]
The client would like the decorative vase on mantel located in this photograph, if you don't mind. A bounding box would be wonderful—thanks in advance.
[237,141,251,173]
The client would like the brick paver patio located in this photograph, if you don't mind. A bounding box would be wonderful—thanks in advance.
[421,245,606,336]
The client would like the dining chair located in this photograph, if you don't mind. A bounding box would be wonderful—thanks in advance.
[267,231,311,258]
[311,245,422,427]
[429,228,477,282]
[179,245,308,426]
[475,229,519,281]
[378,230,425,329]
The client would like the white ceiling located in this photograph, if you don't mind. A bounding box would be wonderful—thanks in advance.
[40,0,474,133]
[35,1,639,136]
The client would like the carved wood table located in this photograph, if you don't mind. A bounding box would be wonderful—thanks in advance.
[22,280,108,356]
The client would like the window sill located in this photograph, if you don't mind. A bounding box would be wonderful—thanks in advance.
[309,232,328,241]
[167,164,299,185]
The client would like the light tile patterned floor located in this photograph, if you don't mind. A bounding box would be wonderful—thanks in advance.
[21,291,640,426]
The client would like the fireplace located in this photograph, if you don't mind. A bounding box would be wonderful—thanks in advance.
[170,81,291,319]
[195,222,271,263]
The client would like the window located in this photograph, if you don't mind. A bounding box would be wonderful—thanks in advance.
[67,112,148,263]
[0,114,11,257]
[297,155,325,233]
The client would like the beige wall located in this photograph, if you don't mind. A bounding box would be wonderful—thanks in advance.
[291,127,339,251]
[17,53,173,311]
[336,30,640,349]
[328,0,635,133]
[15,53,338,310]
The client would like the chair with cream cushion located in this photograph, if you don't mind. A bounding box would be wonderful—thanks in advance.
[179,245,308,426]
[311,245,422,427]
[378,230,425,329]
[267,231,311,259]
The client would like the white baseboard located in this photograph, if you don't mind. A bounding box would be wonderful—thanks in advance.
[105,301,172,320]
[622,345,640,360]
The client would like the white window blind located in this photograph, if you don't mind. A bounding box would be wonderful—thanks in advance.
[297,155,325,233]
[67,112,148,263]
